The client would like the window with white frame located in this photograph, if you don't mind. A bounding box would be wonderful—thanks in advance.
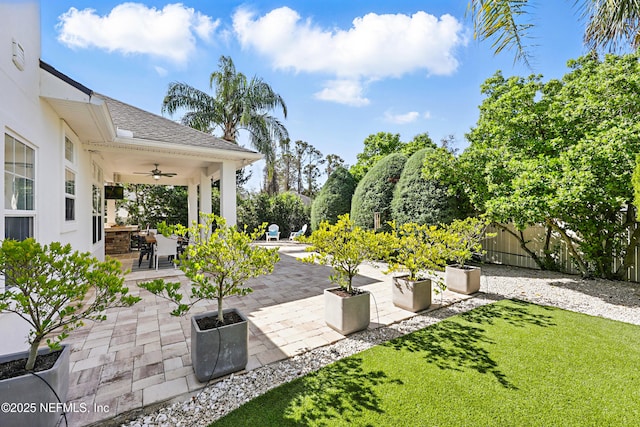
[4,133,35,240]
[64,136,77,222]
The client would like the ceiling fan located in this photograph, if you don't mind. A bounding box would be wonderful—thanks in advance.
[134,164,177,180]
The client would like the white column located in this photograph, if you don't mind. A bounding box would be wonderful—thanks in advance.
[106,199,116,225]
[199,168,212,216]
[187,181,198,225]
[220,160,237,226]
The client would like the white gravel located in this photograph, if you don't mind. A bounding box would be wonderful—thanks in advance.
[119,264,640,427]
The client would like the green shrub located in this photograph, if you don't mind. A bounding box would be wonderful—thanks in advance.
[391,148,462,226]
[238,192,310,238]
[311,167,356,231]
[300,214,385,293]
[351,153,407,230]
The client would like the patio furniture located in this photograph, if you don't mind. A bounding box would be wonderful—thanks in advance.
[289,224,307,240]
[266,224,280,241]
[153,234,178,270]
[137,234,154,267]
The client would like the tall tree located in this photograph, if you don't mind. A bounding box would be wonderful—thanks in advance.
[469,0,640,66]
[162,55,288,168]
[427,52,640,279]
[325,153,345,178]
[276,138,296,192]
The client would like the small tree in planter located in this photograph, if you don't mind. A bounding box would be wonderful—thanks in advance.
[444,217,492,294]
[139,213,279,381]
[385,222,449,311]
[0,238,139,425]
[300,214,385,334]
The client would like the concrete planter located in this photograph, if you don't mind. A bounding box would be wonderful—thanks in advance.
[392,275,432,312]
[0,344,70,427]
[324,287,370,335]
[191,309,248,382]
[445,265,481,294]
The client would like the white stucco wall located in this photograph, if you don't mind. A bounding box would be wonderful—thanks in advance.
[0,2,105,353]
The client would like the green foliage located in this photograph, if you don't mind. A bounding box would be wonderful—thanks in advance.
[139,214,280,322]
[350,153,407,230]
[311,167,356,231]
[384,222,450,283]
[238,192,310,237]
[349,132,403,182]
[300,214,385,293]
[391,148,463,226]
[634,154,640,221]
[120,184,188,227]
[444,51,640,279]
[349,132,436,182]
[0,239,139,371]
[445,217,493,267]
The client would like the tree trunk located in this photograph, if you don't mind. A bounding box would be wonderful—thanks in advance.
[493,223,548,270]
[217,297,224,323]
[25,339,40,371]
[546,219,590,278]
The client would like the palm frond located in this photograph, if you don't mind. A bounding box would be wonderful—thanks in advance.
[581,0,640,51]
[468,0,535,67]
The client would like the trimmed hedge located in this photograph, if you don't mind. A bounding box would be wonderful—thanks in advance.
[238,192,310,238]
[311,167,356,230]
[391,148,461,226]
[351,153,407,230]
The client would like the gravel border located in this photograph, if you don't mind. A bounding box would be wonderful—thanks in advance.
[118,264,640,427]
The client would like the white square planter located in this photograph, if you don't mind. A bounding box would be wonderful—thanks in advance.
[324,287,370,335]
[392,275,432,312]
[445,265,481,294]
[191,309,248,382]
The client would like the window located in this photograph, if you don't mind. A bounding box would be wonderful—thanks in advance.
[63,135,77,223]
[4,133,35,240]
[65,169,75,221]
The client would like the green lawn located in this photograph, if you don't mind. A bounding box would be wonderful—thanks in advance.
[211,299,640,426]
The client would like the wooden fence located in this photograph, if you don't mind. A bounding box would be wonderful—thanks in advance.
[481,223,640,282]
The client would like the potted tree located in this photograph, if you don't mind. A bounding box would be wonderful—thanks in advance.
[300,214,383,335]
[444,217,491,294]
[139,214,279,382]
[385,222,448,312]
[0,238,139,427]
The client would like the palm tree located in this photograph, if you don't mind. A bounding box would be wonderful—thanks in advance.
[162,55,288,167]
[468,0,640,66]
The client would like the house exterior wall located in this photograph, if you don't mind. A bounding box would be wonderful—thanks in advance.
[0,2,102,257]
[0,2,106,353]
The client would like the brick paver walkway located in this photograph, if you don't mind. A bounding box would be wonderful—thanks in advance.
[64,243,469,426]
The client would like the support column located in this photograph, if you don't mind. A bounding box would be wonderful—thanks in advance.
[187,181,198,225]
[199,168,212,217]
[106,199,116,225]
[220,161,237,226]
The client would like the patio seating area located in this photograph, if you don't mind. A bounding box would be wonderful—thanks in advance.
[63,244,471,426]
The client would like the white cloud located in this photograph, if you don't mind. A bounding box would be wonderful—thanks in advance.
[423,111,432,120]
[384,110,420,124]
[314,79,369,106]
[233,7,466,106]
[57,3,219,63]
[154,66,168,76]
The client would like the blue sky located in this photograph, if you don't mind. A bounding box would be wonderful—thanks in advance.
[39,1,587,190]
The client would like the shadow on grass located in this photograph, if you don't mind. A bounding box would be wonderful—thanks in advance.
[282,357,403,426]
[383,300,555,390]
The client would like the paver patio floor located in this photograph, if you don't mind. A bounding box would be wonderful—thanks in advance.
[64,243,470,426]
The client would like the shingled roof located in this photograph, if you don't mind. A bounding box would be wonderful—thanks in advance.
[99,94,256,154]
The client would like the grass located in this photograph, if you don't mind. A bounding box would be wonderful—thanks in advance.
[210,299,640,426]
